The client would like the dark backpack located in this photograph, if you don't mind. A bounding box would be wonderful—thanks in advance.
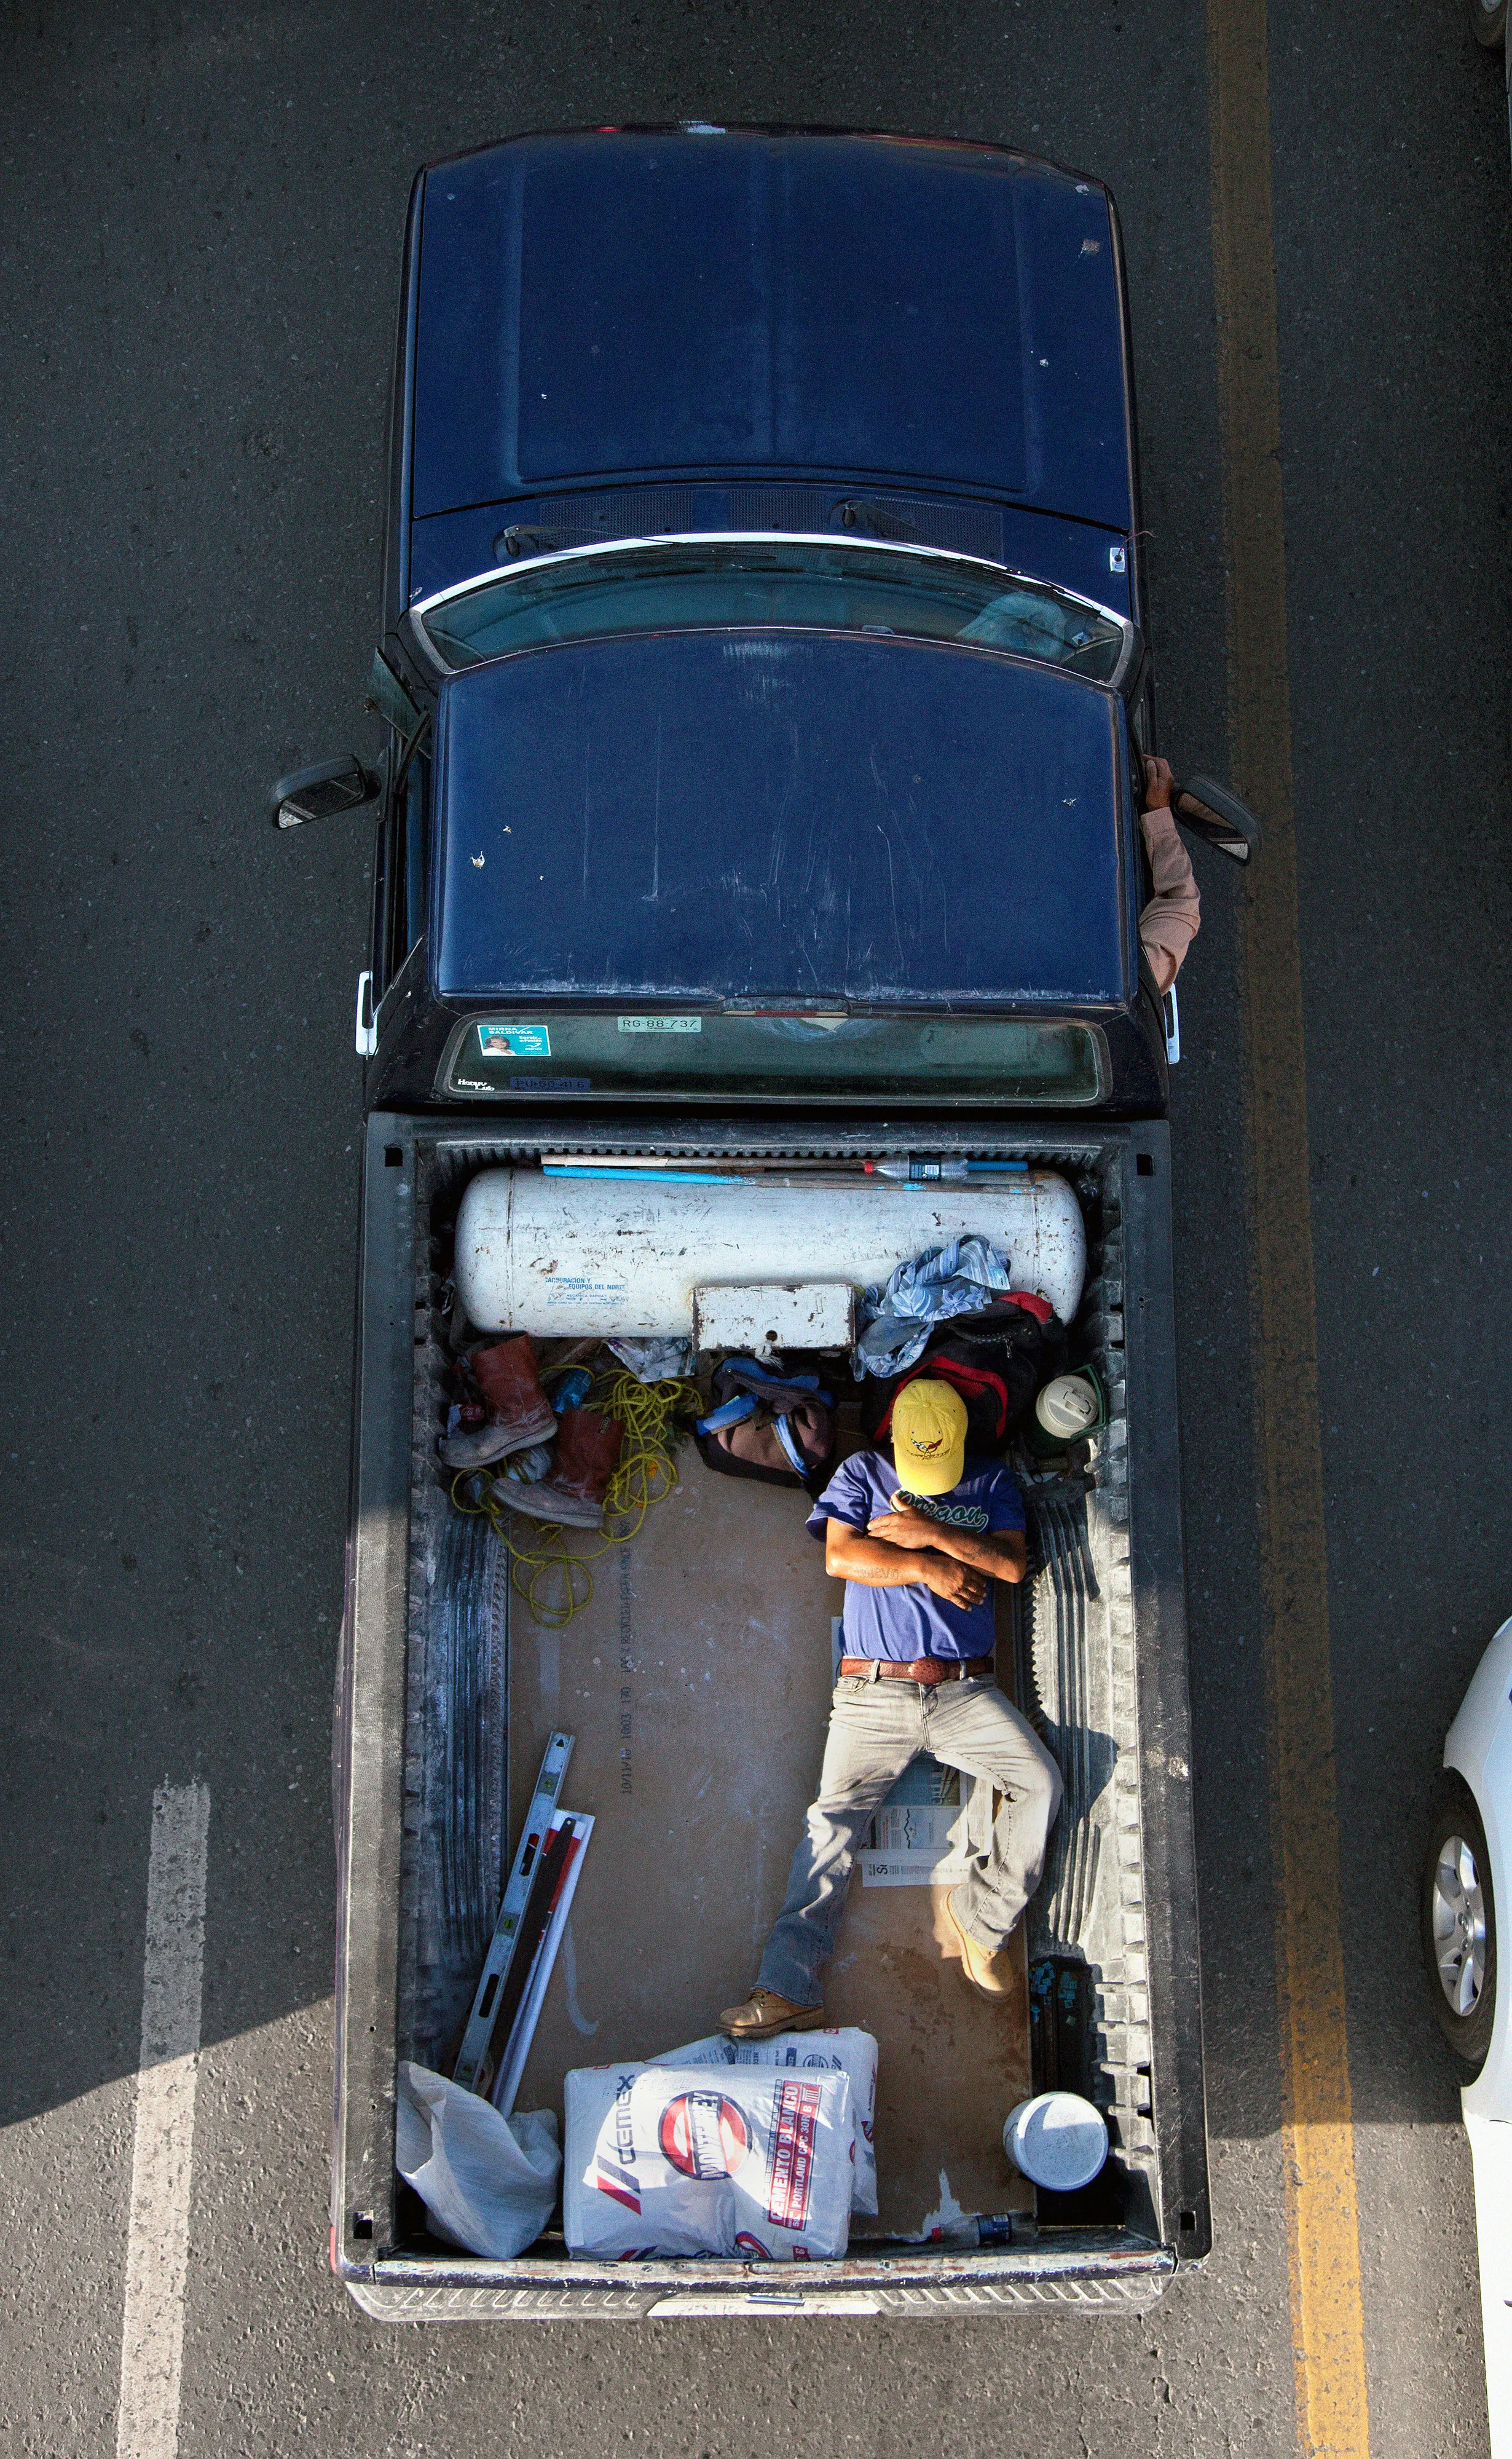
[860,1297,1066,1454]
[695,1357,838,1494]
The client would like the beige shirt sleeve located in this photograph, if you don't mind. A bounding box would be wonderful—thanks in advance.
[1138,803,1200,995]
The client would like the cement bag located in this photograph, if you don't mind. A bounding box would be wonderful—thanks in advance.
[564,2061,854,2260]
[648,2030,878,2216]
[396,2061,561,2259]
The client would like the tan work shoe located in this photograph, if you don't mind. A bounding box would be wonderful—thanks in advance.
[719,1989,825,2040]
[946,1892,1017,2000]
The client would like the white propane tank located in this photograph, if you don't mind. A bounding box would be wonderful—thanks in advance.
[452,1170,1087,1338]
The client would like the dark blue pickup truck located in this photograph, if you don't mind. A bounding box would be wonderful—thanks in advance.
[285,127,1257,2322]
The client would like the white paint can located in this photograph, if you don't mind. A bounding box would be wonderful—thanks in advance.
[454,1169,1087,1338]
[1002,2090,1108,2191]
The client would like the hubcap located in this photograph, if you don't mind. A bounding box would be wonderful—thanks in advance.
[1433,1835,1487,2018]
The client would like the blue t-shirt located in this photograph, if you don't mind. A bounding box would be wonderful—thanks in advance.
[805,1451,1026,1664]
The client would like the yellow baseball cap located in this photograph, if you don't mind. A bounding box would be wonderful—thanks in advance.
[891,1378,968,1496]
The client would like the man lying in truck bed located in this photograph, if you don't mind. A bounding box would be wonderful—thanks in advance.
[722,1377,1064,2040]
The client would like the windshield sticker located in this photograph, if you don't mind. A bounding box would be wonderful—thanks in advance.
[478,1022,550,1059]
[511,1076,590,1092]
[617,1016,703,1035]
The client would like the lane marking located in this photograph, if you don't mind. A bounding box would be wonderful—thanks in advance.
[116,1782,210,2459]
[1205,4,1372,2453]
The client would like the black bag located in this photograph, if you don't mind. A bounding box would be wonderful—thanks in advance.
[695,1357,838,1494]
[861,1297,1066,1454]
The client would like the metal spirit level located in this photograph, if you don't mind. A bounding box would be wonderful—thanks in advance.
[453,1731,574,2096]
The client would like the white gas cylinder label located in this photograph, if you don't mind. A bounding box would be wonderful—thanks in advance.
[545,1276,630,1308]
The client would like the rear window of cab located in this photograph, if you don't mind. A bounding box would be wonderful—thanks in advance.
[441,1011,1108,1105]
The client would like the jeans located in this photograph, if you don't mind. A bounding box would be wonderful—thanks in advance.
[756,1672,1064,2006]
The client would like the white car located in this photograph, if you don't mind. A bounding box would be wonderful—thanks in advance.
[1427,1610,1512,2443]
[1470,0,1512,163]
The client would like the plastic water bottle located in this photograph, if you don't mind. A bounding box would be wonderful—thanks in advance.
[867,1157,1029,1182]
[545,1367,592,1413]
[501,1442,555,1485]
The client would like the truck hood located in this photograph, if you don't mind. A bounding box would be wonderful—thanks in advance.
[430,630,1132,1009]
[409,130,1133,535]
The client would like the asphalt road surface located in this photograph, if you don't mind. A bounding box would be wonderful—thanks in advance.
[2,4,1510,2455]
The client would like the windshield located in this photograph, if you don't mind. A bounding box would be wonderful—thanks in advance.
[444,1011,1106,1106]
[415,538,1130,684]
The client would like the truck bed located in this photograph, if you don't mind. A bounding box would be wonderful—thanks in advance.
[333,1115,1207,2319]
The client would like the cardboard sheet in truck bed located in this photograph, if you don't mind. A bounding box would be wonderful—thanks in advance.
[508,1467,1033,2235]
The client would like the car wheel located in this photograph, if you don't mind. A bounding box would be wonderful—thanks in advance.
[1422,1772,1497,2069]
[1471,0,1508,49]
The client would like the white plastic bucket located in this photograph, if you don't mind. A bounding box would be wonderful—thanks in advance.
[453,1169,1087,1340]
[1002,2091,1108,2191]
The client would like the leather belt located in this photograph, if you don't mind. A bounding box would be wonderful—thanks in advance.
[838,1654,995,1687]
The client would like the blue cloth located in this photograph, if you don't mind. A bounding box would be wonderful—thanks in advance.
[852,1237,1015,1378]
[806,1450,1026,1664]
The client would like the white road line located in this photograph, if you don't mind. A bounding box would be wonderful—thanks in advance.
[116,1782,210,2459]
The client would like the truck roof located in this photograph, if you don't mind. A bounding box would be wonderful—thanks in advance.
[409,130,1134,537]
[430,628,1132,1010]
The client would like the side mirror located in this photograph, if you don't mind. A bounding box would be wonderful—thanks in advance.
[268,754,379,832]
[1172,773,1261,864]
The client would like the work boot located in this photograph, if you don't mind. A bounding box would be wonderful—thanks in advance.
[719,1989,826,2041]
[503,1406,624,1529]
[946,1890,1017,2000]
[438,1336,556,1470]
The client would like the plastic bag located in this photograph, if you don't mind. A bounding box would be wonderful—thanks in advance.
[648,2029,878,2215]
[564,2060,854,2260]
[607,1335,695,1383]
[396,2061,561,2259]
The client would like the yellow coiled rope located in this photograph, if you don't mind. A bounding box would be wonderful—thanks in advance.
[449,1369,701,1630]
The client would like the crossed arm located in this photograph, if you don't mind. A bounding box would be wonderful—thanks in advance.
[825,1504,1026,1611]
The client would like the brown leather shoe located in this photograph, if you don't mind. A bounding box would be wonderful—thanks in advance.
[946,1890,1017,2000]
[504,1405,624,1529]
[719,1989,826,2041]
[439,1336,557,1470]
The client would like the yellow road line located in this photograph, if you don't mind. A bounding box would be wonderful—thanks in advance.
[1205,2,1371,2452]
